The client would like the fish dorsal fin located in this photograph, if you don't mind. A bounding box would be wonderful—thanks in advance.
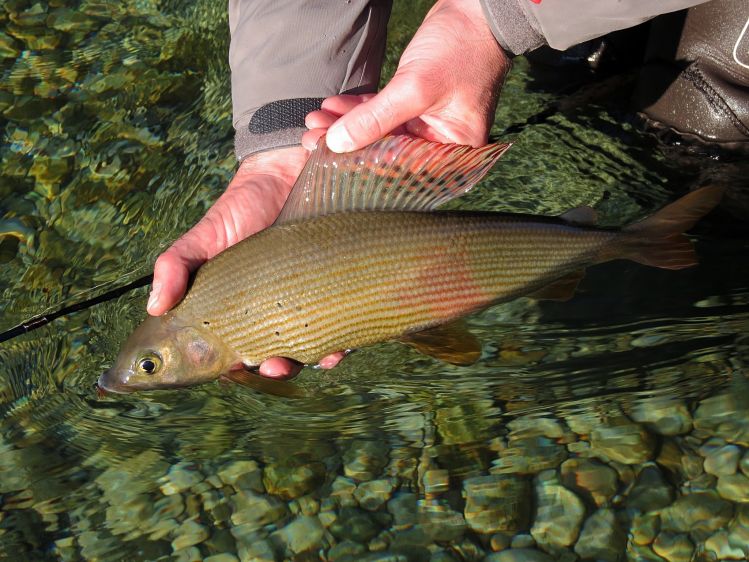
[560,206,598,225]
[275,135,511,225]
[528,269,585,302]
[399,320,482,366]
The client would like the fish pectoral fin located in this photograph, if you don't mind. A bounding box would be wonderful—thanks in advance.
[399,321,482,366]
[560,205,598,225]
[221,367,306,399]
[528,269,585,302]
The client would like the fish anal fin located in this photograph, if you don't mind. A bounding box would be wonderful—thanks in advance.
[275,135,512,225]
[400,320,481,366]
[529,269,585,301]
[560,206,598,225]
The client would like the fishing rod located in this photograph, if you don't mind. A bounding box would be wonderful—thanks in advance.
[0,274,153,344]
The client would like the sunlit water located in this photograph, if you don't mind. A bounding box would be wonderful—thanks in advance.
[2,1,749,561]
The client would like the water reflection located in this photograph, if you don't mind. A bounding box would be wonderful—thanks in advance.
[2,0,749,560]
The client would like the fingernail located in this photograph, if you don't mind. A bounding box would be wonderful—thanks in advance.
[327,124,354,152]
[147,284,161,313]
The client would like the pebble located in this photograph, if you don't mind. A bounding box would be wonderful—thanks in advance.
[741,451,749,477]
[329,507,380,543]
[272,514,325,555]
[559,458,619,506]
[704,530,747,560]
[652,532,694,562]
[626,465,675,513]
[230,490,288,529]
[217,460,264,492]
[530,470,585,550]
[493,436,567,475]
[263,460,326,500]
[388,493,418,530]
[630,398,693,436]
[331,476,358,507]
[419,504,466,542]
[716,473,749,503]
[354,479,395,511]
[702,443,741,476]
[660,492,734,536]
[422,470,450,495]
[490,532,512,551]
[328,539,366,561]
[631,512,660,546]
[343,440,389,482]
[160,462,204,495]
[484,548,555,562]
[203,554,239,562]
[510,534,535,549]
[590,422,656,465]
[463,475,530,534]
[171,519,209,551]
[573,508,625,562]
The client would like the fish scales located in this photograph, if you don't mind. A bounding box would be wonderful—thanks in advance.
[175,211,614,365]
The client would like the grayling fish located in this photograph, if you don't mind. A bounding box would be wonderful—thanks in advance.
[99,135,721,393]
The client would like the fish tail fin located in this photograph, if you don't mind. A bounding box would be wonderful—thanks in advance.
[609,186,723,270]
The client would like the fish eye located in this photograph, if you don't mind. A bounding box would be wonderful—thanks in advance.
[137,354,162,375]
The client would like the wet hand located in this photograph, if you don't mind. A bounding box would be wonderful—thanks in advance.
[303,0,511,152]
[148,146,346,378]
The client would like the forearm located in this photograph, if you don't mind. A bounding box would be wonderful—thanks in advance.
[229,0,392,160]
[478,0,712,55]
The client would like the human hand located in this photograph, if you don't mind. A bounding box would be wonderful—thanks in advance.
[147,146,346,379]
[303,0,511,152]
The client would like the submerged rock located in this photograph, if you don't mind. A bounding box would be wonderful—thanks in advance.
[630,398,692,436]
[574,508,625,562]
[701,442,741,476]
[272,514,325,555]
[463,474,530,535]
[354,478,395,511]
[559,458,619,506]
[530,470,585,551]
[652,532,693,562]
[716,473,749,503]
[660,492,734,537]
[590,422,656,465]
[484,548,555,562]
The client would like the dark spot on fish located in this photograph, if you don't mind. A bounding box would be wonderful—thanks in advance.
[275,331,280,336]
[276,302,282,308]
[203,321,210,326]
[245,309,249,315]
[304,323,308,328]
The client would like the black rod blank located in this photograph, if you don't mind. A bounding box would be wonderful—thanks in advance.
[0,274,153,344]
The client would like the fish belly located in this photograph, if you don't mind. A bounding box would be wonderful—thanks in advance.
[177,212,615,365]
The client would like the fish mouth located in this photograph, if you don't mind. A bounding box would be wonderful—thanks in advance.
[97,370,135,394]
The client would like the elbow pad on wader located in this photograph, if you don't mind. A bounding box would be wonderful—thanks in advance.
[633,0,749,152]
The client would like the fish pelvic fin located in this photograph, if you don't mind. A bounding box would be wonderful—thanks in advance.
[275,135,511,225]
[399,320,482,366]
[609,186,723,270]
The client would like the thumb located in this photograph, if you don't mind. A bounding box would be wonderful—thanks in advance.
[326,73,432,153]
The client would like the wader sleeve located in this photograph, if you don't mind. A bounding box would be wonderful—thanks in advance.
[229,0,392,161]
[478,0,712,55]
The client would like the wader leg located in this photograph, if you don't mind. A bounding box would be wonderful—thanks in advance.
[633,0,749,152]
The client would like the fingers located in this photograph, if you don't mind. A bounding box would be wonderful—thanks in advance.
[318,351,346,369]
[326,74,432,153]
[301,128,327,151]
[148,235,209,316]
[256,350,347,382]
[258,357,304,380]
